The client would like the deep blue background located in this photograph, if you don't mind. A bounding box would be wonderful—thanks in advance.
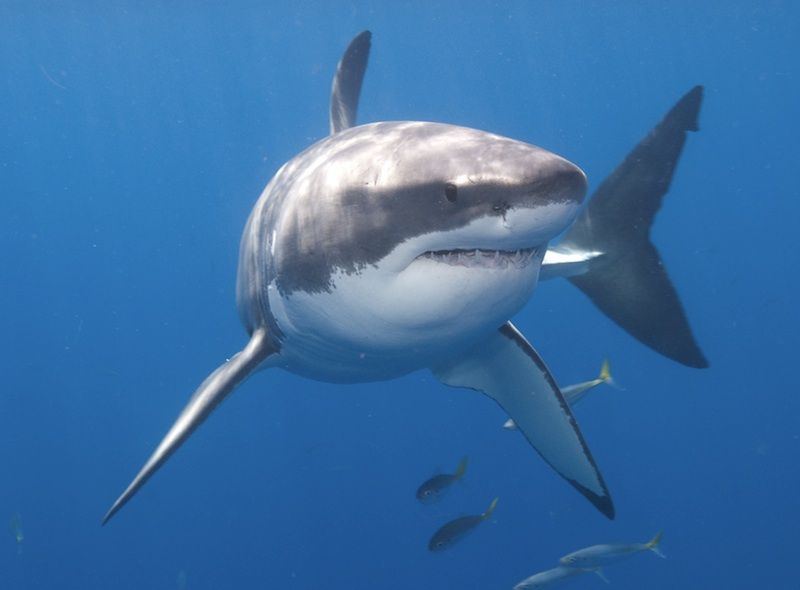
[1,2,797,588]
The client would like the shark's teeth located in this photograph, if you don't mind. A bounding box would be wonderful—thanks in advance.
[419,247,538,269]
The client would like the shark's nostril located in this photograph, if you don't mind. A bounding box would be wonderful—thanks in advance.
[493,201,512,220]
[492,201,510,213]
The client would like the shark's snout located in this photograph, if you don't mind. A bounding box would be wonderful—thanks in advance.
[519,156,588,210]
[551,160,588,206]
[458,142,588,247]
[485,154,587,248]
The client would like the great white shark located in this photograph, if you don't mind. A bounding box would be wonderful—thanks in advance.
[103,31,706,524]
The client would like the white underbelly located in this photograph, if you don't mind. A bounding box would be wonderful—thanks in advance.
[266,256,542,383]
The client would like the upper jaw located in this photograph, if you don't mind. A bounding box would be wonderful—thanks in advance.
[386,206,572,274]
[416,246,541,269]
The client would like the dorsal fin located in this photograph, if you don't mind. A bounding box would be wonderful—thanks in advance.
[329,31,372,135]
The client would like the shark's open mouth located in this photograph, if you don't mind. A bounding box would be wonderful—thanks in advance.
[418,247,539,269]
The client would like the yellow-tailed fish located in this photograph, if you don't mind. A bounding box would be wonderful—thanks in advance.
[503,360,615,430]
[416,456,468,503]
[428,497,497,552]
[560,530,665,568]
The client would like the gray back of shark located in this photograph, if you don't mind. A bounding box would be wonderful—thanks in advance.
[103,31,706,525]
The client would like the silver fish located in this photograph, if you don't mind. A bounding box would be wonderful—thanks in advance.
[560,530,665,568]
[503,359,614,430]
[513,566,606,589]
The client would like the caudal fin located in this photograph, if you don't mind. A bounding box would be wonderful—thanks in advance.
[646,530,666,558]
[560,86,708,369]
[597,359,621,390]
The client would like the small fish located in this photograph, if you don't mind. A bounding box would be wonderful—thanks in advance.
[428,497,497,552]
[513,566,607,589]
[10,513,23,555]
[416,456,468,503]
[559,530,665,569]
[504,360,614,430]
[561,359,615,405]
[10,513,23,543]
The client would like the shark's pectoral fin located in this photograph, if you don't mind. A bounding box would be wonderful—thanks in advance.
[102,329,277,525]
[432,322,614,519]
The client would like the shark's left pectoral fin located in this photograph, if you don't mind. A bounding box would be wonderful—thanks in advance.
[432,322,614,519]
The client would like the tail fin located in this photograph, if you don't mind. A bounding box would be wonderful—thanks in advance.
[599,359,611,383]
[482,497,499,520]
[560,86,708,369]
[454,456,469,480]
[598,359,620,390]
[646,530,666,558]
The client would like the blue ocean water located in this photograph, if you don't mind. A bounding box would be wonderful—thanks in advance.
[1,2,797,588]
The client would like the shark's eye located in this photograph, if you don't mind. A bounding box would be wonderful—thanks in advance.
[444,183,458,203]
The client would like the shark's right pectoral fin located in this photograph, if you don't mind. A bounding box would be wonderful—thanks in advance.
[432,322,614,519]
[102,329,277,525]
